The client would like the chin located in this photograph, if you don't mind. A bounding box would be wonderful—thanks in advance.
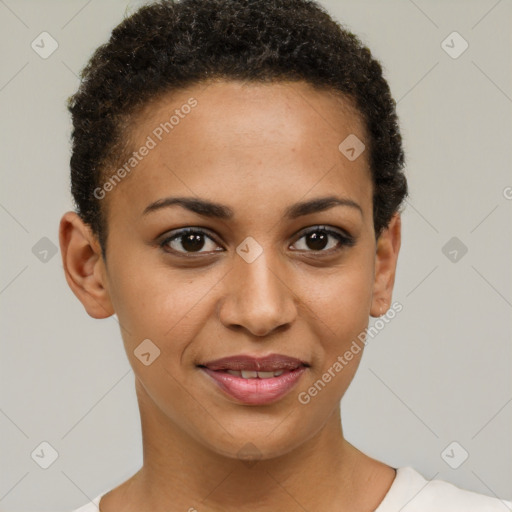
[194,415,317,464]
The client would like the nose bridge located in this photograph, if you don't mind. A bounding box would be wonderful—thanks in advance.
[218,243,296,336]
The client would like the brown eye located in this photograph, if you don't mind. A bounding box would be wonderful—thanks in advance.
[291,227,354,253]
[161,228,223,254]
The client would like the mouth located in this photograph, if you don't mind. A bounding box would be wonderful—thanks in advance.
[197,353,309,405]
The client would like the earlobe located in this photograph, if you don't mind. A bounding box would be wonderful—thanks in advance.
[370,213,402,318]
[59,212,114,319]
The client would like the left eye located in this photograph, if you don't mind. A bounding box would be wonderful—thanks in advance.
[291,227,353,253]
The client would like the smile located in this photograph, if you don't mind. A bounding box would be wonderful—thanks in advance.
[198,353,309,405]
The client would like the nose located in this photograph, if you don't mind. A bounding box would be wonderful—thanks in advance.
[217,250,298,337]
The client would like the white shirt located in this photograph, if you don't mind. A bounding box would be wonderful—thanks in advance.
[71,466,512,511]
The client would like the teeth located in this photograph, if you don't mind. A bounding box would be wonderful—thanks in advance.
[224,369,287,379]
[257,371,275,379]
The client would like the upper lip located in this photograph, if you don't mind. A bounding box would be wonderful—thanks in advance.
[199,353,309,372]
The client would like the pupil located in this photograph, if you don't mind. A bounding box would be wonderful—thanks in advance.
[182,233,205,252]
[307,231,328,251]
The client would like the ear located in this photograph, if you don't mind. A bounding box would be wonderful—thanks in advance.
[59,211,114,319]
[370,213,402,318]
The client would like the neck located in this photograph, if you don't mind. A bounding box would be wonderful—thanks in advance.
[102,380,393,512]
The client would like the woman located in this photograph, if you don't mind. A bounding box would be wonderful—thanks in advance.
[59,0,511,510]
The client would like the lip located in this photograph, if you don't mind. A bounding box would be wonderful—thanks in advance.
[200,366,308,405]
[198,353,310,405]
[199,353,308,372]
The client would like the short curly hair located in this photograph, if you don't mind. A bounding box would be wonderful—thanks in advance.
[67,0,407,254]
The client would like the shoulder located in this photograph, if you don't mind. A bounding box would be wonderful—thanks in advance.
[376,466,512,512]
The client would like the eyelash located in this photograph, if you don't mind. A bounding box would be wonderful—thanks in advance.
[159,226,355,257]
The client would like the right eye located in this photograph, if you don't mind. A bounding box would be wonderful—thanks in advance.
[160,228,224,255]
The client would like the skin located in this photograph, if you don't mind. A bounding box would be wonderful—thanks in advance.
[60,80,401,512]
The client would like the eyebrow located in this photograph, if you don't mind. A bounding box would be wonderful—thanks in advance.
[142,195,362,219]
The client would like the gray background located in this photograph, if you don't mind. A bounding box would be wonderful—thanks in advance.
[0,0,511,510]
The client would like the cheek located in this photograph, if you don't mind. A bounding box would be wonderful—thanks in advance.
[106,252,223,355]
[294,270,372,411]
[298,246,374,399]
[305,254,375,339]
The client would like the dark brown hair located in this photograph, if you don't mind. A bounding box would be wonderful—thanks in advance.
[67,0,407,254]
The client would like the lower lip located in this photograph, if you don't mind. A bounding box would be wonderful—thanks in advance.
[200,367,307,405]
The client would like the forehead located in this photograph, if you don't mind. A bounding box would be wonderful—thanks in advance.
[107,80,372,223]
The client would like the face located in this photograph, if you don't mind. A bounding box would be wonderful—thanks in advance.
[60,80,401,461]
